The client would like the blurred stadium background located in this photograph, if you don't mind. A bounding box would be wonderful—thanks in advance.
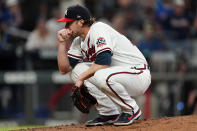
[0,0,197,128]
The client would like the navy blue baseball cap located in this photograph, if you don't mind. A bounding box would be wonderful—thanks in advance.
[57,5,91,22]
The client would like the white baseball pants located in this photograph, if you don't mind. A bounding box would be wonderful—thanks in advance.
[70,62,151,115]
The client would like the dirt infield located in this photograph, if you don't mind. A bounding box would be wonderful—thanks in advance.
[19,114,197,131]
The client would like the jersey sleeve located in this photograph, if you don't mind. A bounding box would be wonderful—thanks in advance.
[67,37,83,60]
[95,51,112,65]
[91,26,113,56]
[68,56,80,68]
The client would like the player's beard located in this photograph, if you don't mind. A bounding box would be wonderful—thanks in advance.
[69,32,81,41]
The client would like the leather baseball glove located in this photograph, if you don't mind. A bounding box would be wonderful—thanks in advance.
[71,85,97,113]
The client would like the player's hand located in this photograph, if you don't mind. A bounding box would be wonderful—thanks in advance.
[75,78,84,88]
[57,29,72,43]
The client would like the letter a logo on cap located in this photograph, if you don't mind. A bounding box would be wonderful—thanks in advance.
[65,9,68,15]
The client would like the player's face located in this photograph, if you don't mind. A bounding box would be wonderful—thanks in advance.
[65,21,83,39]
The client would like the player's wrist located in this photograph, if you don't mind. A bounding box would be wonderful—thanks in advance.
[58,38,71,45]
[58,42,67,50]
[58,41,67,46]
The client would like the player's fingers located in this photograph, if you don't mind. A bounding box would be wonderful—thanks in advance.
[57,34,65,42]
[57,29,72,42]
[61,29,71,39]
[57,32,66,42]
[58,30,65,37]
[63,29,72,38]
[66,29,72,35]
[58,30,66,39]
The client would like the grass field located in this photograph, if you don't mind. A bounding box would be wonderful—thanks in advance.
[0,125,46,131]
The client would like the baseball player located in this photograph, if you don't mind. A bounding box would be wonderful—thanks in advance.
[57,5,151,126]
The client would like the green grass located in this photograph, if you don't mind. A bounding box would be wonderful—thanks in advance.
[0,125,46,131]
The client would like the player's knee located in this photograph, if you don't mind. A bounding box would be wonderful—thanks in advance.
[71,63,89,82]
[94,70,108,87]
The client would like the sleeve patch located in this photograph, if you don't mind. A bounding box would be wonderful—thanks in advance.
[96,37,106,47]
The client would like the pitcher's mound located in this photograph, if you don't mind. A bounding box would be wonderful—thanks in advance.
[23,114,197,131]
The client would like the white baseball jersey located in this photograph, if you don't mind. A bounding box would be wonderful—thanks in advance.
[68,22,147,67]
[68,22,151,116]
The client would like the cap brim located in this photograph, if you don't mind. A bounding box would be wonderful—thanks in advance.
[56,18,75,22]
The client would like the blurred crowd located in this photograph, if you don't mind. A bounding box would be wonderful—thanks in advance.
[0,0,197,70]
[0,0,197,119]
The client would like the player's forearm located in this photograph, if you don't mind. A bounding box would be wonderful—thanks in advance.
[78,63,109,81]
[57,43,72,74]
